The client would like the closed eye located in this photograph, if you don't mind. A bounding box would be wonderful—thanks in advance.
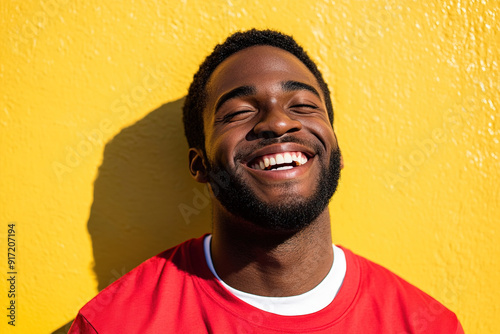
[218,110,254,123]
[291,104,319,109]
[290,104,320,113]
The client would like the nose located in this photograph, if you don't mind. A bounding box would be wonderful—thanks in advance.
[252,106,302,139]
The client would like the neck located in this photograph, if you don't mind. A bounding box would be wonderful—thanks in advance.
[210,206,333,297]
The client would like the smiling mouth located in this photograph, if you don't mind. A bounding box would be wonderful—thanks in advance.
[248,151,309,171]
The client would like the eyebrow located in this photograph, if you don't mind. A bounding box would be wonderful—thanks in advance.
[215,85,257,112]
[281,80,321,98]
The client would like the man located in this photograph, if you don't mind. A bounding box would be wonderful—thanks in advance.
[69,29,463,333]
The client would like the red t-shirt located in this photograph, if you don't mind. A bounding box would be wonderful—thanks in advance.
[69,235,463,333]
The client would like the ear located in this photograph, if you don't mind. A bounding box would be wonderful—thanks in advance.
[188,148,209,183]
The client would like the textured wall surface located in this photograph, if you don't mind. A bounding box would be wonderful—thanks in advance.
[1,1,498,333]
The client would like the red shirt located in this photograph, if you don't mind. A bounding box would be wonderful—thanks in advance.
[69,235,463,333]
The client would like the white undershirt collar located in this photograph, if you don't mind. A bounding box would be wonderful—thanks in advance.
[203,234,346,316]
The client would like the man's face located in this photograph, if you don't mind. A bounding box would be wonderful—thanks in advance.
[200,45,341,231]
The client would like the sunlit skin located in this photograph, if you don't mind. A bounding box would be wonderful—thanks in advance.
[189,45,343,297]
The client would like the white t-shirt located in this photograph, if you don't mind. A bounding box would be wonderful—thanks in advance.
[204,234,346,316]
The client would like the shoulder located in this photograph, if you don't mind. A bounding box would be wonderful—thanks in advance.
[343,246,439,301]
[339,246,463,333]
[76,235,206,327]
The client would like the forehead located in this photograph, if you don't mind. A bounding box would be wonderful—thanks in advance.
[205,45,322,102]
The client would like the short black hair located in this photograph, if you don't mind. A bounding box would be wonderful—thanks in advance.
[182,29,334,150]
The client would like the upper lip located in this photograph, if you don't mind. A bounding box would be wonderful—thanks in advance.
[241,143,316,166]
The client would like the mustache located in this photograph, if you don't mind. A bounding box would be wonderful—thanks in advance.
[234,136,322,162]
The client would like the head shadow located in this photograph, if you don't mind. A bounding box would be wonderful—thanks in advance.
[88,97,211,291]
[52,98,211,333]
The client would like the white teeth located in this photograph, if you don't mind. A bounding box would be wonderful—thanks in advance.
[250,151,309,170]
[273,166,293,171]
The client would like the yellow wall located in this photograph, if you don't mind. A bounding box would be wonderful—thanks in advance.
[1,1,498,333]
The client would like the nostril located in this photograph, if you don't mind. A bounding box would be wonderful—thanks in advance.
[249,110,303,141]
[257,131,277,140]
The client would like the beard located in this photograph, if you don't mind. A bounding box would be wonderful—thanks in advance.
[206,144,342,232]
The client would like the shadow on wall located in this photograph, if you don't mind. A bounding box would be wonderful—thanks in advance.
[52,97,211,334]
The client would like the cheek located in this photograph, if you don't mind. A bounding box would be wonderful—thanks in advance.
[206,122,255,165]
[302,119,337,151]
[203,118,228,165]
[205,132,238,168]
